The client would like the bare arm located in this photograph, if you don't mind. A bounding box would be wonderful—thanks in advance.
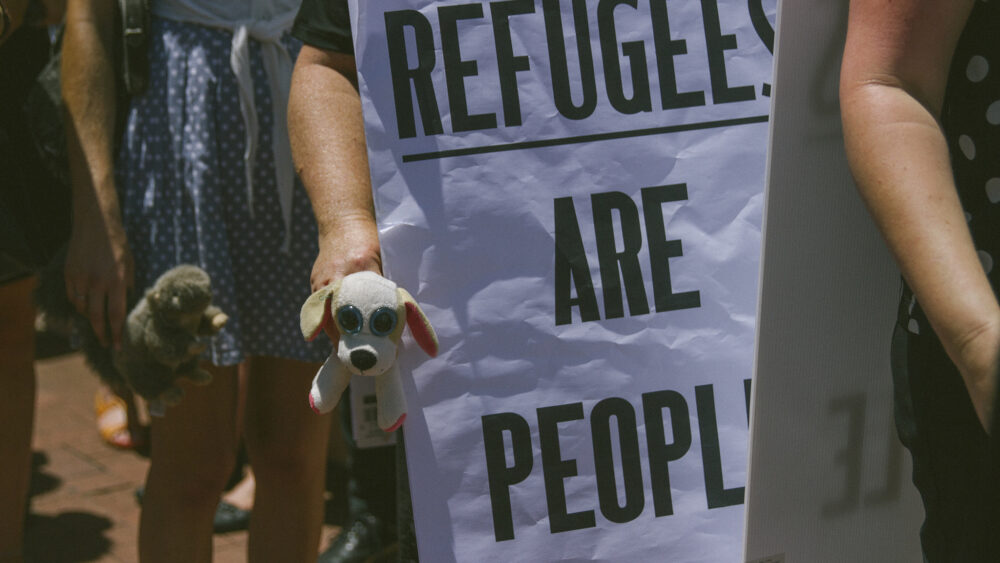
[288,44,381,294]
[840,0,1000,430]
[61,0,133,348]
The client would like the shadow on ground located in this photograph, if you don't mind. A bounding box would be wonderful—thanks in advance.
[30,452,60,497]
[24,512,113,562]
[26,452,113,562]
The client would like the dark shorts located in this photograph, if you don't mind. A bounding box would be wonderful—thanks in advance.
[891,300,1000,562]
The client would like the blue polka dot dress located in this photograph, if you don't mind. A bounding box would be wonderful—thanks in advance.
[116,16,332,366]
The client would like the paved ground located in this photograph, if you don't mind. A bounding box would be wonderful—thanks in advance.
[24,336,345,563]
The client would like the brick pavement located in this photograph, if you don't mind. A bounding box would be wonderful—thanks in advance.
[24,341,344,563]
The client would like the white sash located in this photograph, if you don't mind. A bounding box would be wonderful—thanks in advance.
[154,0,299,251]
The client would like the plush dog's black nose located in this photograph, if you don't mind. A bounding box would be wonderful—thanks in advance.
[350,350,377,371]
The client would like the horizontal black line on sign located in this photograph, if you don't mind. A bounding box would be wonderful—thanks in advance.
[400,114,770,163]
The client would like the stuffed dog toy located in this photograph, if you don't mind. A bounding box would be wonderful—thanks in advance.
[300,271,438,432]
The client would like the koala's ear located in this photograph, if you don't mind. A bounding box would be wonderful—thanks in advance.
[146,289,160,308]
[300,280,341,342]
[397,287,438,357]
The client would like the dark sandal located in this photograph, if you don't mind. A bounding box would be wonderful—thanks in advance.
[212,501,251,533]
[133,487,251,533]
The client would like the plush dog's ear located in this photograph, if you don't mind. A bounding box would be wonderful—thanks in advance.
[300,281,341,342]
[397,287,438,357]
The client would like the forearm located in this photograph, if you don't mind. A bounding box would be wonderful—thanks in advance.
[840,0,998,371]
[62,0,123,230]
[842,86,1000,351]
[60,0,133,347]
[842,83,1000,435]
[289,46,381,287]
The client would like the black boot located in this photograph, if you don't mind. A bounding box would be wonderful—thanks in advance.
[317,512,395,563]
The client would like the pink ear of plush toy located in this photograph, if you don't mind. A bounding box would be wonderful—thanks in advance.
[299,272,438,431]
[400,288,438,358]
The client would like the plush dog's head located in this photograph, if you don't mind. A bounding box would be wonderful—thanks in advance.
[300,272,438,376]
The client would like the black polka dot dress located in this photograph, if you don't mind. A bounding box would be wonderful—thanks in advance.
[116,17,332,366]
[906,0,1000,335]
[886,6,1000,558]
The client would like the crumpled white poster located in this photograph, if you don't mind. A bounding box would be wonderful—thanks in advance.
[348,0,774,560]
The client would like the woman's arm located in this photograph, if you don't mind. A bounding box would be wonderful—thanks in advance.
[840,0,1000,430]
[288,44,381,295]
[61,0,133,348]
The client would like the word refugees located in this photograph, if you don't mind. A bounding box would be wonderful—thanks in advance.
[384,0,774,138]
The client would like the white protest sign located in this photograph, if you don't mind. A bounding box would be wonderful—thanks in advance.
[742,0,923,561]
[349,0,774,560]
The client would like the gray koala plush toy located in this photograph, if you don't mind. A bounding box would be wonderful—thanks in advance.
[115,265,228,414]
[35,260,227,414]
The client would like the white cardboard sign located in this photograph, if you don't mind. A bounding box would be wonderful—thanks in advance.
[349,0,775,560]
[742,0,924,561]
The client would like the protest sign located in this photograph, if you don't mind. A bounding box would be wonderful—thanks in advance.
[349,0,774,560]
[742,0,923,561]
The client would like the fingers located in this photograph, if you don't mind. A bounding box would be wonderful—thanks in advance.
[66,275,87,314]
[63,233,134,349]
[106,280,128,349]
[321,290,339,344]
[87,287,108,347]
[68,276,130,349]
[310,237,382,293]
[69,288,88,314]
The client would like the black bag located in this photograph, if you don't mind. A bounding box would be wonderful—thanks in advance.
[12,0,150,272]
[23,0,150,190]
[0,27,67,276]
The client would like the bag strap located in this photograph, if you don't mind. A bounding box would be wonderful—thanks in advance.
[117,0,150,96]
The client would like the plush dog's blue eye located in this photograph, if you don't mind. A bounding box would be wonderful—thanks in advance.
[370,308,397,336]
[336,305,363,334]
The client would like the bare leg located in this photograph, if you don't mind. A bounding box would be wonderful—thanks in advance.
[139,363,239,563]
[244,357,331,563]
[236,363,249,448]
[221,468,255,511]
[221,363,254,511]
[0,277,37,563]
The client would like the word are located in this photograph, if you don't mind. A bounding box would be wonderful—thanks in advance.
[482,380,751,541]
[554,183,700,326]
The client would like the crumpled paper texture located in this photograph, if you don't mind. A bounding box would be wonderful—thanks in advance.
[351,0,775,560]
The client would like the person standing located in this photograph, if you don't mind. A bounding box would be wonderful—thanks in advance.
[288,1,411,561]
[1,1,66,560]
[61,0,333,560]
[841,0,1000,560]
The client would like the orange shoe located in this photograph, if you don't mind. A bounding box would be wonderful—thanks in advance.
[95,389,148,450]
